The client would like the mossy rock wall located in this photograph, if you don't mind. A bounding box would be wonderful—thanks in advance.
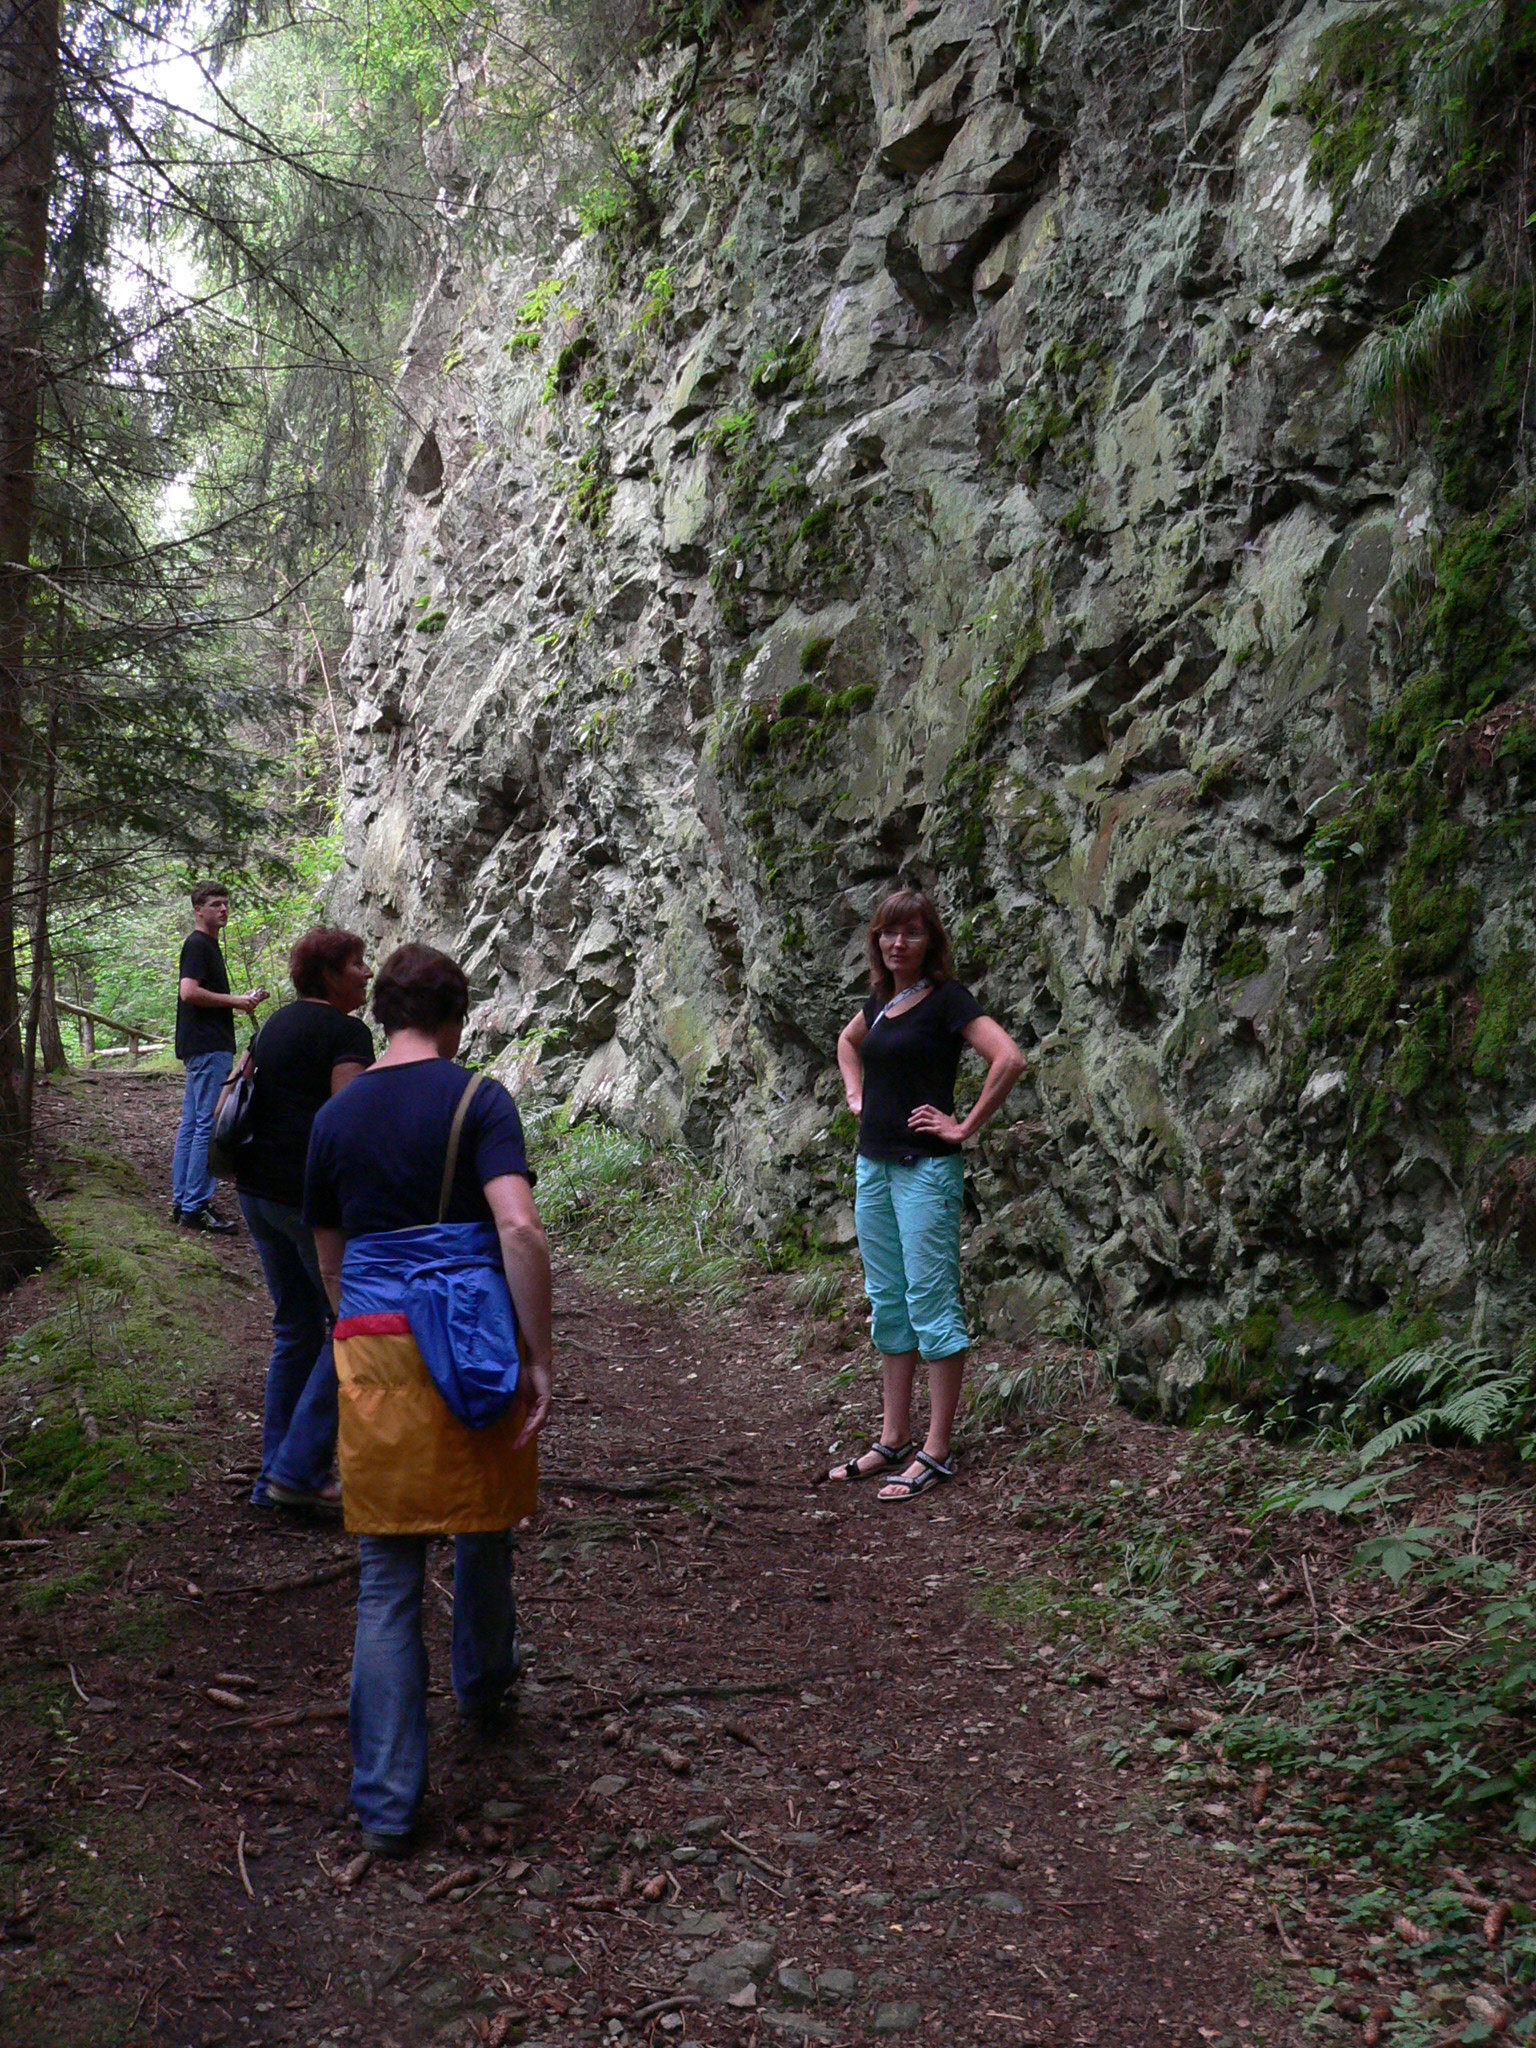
[333,0,1536,1409]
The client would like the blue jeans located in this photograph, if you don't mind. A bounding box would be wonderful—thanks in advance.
[350,1531,518,1837]
[854,1153,969,1359]
[238,1193,338,1501]
[171,1049,232,1214]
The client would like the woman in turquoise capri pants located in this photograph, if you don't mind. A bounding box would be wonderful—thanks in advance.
[829,889,1026,1501]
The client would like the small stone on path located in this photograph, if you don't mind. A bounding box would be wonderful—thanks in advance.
[761,2014,837,2042]
[684,1940,775,2003]
[590,1774,629,1800]
[816,1969,858,2003]
[980,1890,1024,1914]
[776,1964,815,2005]
[870,2003,922,2034]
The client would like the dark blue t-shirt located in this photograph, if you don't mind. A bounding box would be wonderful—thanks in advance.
[303,1059,530,1235]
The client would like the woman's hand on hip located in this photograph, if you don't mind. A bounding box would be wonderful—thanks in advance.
[907,1104,965,1145]
[511,1355,553,1450]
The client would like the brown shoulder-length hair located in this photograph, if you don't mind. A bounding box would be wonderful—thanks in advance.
[866,890,953,1002]
[372,943,470,1036]
[289,927,365,999]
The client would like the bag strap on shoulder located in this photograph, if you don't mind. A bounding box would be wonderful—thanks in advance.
[438,1071,486,1222]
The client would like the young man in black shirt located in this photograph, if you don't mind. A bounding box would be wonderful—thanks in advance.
[171,881,267,1232]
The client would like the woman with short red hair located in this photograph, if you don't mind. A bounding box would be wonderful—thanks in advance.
[231,927,375,1511]
[829,890,1025,1500]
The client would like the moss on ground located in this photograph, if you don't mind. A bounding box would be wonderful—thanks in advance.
[0,1130,245,1530]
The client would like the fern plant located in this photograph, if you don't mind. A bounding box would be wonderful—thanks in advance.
[1351,1336,1536,1464]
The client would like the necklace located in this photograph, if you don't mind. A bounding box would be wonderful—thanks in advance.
[883,977,931,1014]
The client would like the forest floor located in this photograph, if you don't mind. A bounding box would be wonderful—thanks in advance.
[0,1073,1532,2048]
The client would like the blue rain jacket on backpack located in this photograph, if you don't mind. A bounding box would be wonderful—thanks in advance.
[339,1221,520,1429]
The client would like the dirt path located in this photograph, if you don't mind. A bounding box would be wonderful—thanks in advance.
[0,1075,1401,2046]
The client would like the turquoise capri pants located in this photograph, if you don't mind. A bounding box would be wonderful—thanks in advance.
[853,1153,969,1361]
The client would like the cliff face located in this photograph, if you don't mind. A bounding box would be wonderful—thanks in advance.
[334,0,1536,1412]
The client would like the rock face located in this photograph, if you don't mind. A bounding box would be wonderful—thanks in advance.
[334,0,1536,1411]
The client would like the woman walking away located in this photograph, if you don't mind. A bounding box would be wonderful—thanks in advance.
[304,944,553,1857]
[829,890,1025,1501]
[235,928,374,1512]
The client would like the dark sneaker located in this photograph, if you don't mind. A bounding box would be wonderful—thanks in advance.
[357,1828,413,1858]
[265,1478,343,1515]
[180,1207,237,1235]
[168,1202,182,1225]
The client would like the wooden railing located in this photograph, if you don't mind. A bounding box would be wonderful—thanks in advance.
[22,990,167,1063]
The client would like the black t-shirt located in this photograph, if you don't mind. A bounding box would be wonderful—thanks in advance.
[175,930,235,1059]
[235,1001,375,1207]
[304,1060,531,1236]
[857,979,985,1160]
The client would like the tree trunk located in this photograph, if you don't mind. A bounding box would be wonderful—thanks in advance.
[30,920,63,1073]
[0,0,59,1276]
[22,538,67,1144]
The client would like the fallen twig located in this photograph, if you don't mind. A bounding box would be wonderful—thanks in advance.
[719,1831,788,1882]
[249,1701,349,1730]
[1299,1555,1321,1652]
[570,1665,853,1722]
[630,1994,702,2025]
[236,1833,254,1902]
[1271,1904,1305,1962]
[214,1559,360,1598]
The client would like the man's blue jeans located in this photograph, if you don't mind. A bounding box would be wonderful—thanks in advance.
[237,1193,337,1501]
[350,1532,518,1838]
[171,1049,232,1215]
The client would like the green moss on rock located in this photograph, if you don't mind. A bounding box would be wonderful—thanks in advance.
[1470,945,1534,1083]
[1388,811,1475,976]
[1216,934,1268,983]
[1297,6,1417,212]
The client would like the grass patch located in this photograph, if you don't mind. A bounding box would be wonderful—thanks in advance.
[527,1108,749,1308]
[966,1354,1096,1432]
[0,1121,244,1530]
[973,1566,1177,1651]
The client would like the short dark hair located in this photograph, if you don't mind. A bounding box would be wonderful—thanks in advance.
[190,880,229,909]
[866,889,953,1002]
[372,943,470,1035]
[289,927,366,999]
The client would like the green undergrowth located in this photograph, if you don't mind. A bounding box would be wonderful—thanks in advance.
[1194,1292,1443,1434]
[974,1414,1536,2015]
[525,1106,748,1308]
[0,1119,240,1533]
